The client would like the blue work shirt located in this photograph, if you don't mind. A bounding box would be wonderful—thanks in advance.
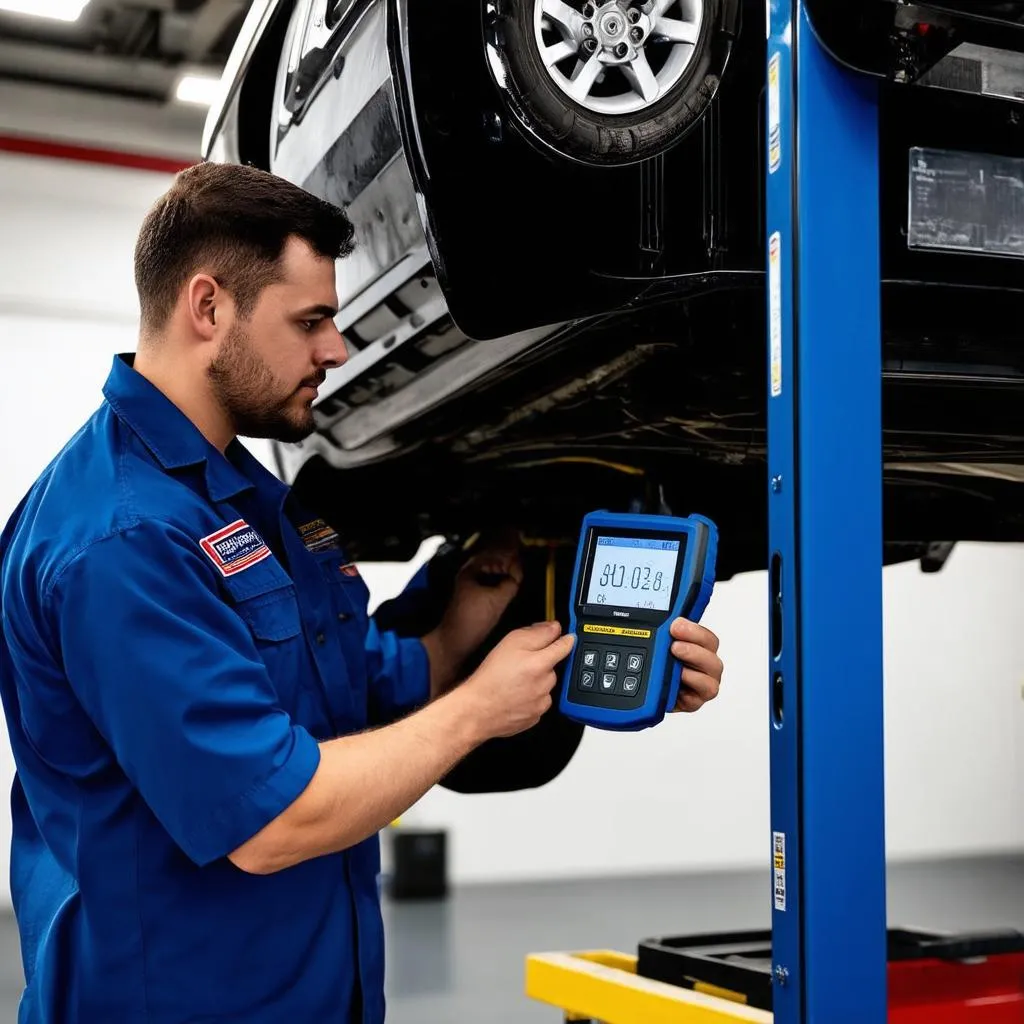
[0,354,431,1023]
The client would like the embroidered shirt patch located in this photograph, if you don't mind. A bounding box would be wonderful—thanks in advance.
[200,520,272,577]
[297,518,342,554]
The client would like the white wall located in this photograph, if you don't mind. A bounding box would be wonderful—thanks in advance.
[397,545,1024,884]
[0,92,1022,913]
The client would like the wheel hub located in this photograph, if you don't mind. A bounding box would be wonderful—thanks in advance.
[588,2,645,64]
[534,0,705,116]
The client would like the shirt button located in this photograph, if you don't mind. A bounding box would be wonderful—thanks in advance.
[337,612,350,623]
[316,632,326,645]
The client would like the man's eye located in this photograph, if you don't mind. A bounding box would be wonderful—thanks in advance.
[300,319,318,331]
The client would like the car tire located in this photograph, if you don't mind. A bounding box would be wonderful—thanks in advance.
[486,0,738,166]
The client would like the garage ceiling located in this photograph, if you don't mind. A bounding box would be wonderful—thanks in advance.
[0,0,249,105]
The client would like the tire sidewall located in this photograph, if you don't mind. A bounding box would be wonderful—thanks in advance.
[492,0,728,164]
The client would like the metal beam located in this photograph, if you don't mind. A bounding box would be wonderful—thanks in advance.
[765,1,888,1022]
[0,39,219,100]
[185,0,248,60]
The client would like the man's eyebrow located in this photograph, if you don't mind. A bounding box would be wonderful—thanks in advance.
[296,304,339,319]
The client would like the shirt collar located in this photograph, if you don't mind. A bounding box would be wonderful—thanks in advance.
[102,353,256,504]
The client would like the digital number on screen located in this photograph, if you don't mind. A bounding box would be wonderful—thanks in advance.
[585,537,680,611]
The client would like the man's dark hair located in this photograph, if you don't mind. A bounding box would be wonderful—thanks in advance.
[134,161,355,331]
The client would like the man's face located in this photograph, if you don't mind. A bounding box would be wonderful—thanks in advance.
[207,236,346,443]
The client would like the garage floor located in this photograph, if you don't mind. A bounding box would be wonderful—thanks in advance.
[0,855,1020,1021]
[382,855,1024,1023]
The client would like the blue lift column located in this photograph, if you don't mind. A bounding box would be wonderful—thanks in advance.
[766,2,888,1023]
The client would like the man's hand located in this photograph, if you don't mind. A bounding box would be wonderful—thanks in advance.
[421,535,523,697]
[460,622,575,739]
[669,618,723,713]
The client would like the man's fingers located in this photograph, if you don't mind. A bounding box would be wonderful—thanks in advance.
[464,550,521,586]
[465,534,523,571]
[536,631,576,667]
[678,667,720,705]
[670,641,723,683]
[674,688,707,713]
[669,617,720,653]
[517,621,565,650]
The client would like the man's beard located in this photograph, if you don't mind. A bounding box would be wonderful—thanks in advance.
[206,324,319,443]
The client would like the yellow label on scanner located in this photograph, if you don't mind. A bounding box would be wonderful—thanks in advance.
[583,624,653,639]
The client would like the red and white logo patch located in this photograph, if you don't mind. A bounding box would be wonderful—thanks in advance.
[200,520,272,577]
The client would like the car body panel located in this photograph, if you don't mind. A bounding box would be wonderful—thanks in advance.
[271,3,430,321]
[202,0,283,160]
[382,0,759,340]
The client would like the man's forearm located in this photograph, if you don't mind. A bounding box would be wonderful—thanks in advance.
[229,687,483,875]
[420,625,469,699]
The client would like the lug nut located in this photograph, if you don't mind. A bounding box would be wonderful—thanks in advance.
[582,36,599,52]
[582,21,594,35]
[582,1,596,16]
[614,41,629,57]
[630,25,643,41]
[627,7,641,22]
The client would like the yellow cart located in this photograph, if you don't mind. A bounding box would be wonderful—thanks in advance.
[525,949,772,1023]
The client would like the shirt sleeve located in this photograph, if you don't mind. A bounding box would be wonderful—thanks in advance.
[364,618,430,726]
[49,518,321,868]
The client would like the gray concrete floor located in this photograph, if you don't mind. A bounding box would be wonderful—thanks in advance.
[0,856,1021,1021]
[381,855,1024,1022]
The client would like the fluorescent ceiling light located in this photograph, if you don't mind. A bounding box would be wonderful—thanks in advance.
[0,0,90,21]
[175,73,222,107]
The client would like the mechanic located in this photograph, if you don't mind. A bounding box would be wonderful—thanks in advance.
[0,161,725,1024]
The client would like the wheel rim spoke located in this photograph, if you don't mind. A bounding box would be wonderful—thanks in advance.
[625,49,660,103]
[647,0,675,18]
[651,14,698,44]
[542,39,579,66]
[567,51,604,102]
[541,0,584,38]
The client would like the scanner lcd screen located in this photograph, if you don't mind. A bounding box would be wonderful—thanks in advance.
[584,536,681,612]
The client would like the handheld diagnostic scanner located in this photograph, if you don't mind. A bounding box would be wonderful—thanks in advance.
[559,510,718,731]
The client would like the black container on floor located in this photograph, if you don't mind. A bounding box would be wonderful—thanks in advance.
[387,828,448,901]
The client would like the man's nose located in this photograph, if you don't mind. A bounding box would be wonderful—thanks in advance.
[318,322,348,369]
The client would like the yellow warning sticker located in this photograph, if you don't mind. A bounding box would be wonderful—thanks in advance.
[773,831,787,912]
[583,624,653,639]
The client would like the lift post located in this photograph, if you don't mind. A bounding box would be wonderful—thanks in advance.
[765,1,887,1021]
[523,1,889,1020]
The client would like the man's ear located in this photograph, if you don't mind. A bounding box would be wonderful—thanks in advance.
[185,273,223,341]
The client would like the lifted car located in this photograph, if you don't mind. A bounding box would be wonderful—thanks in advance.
[202,0,1024,785]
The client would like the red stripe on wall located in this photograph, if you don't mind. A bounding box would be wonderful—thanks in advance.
[0,133,198,174]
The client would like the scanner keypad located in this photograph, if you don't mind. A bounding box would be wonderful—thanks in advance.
[576,643,650,699]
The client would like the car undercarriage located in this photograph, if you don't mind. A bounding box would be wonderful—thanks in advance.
[290,274,1024,584]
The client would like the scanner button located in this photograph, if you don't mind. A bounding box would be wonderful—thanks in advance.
[600,673,617,692]
[604,651,619,670]
[626,653,644,674]
[579,671,596,690]
[621,675,640,695]
[582,650,599,669]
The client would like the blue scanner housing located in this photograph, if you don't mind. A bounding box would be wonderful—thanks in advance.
[558,511,718,731]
